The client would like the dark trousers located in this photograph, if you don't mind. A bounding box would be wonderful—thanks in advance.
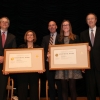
[85,68,100,100]
[0,65,8,100]
[45,61,62,100]
[17,73,39,100]
[61,79,77,100]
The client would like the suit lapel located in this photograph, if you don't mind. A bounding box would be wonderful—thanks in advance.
[4,32,10,48]
[0,31,3,49]
[93,27,100,46]
[86,30,92,47]
[55,34,59,44]
[48,35,50,45]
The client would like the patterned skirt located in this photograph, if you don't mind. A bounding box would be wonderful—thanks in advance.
[55,70,82,79]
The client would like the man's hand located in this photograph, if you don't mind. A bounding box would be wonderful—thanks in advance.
[0,56,4,63]
[47,51,50,62]
[87,46,91,51]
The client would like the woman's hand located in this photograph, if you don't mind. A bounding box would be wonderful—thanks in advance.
[2,70,9,75]
[38,70,45,73]
[0,56,4,63]
[82,69,85,73]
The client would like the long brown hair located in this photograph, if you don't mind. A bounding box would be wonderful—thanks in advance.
[59,20,76,42]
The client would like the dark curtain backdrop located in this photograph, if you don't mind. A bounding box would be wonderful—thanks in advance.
[0,0,100,97]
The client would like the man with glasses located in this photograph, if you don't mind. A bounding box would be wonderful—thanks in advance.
[0,17,16,100]
[80,13,100,100]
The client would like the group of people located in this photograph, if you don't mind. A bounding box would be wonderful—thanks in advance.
[0,13,100,100]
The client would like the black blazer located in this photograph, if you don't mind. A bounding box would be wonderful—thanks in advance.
[80,27,100,71]
[41,34,59,60]
[57,35,79,44]
[0,32,16,56]
[0,32,16,69]
[19,43,40,48]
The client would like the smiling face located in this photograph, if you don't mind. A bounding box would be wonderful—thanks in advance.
[86,14,97,28]
[26,32,34,42]
[62,21,70,33]
[0,17,10,30]
[48,21,57,33]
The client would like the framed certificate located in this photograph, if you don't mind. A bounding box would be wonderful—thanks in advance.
[49,43,90,70]
[3,48,45,73]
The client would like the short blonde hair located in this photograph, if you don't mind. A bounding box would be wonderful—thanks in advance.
[24,30,37,43]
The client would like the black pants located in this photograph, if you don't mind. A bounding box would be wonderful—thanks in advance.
[61,79,77,100]
[85,68,100,100]
[0,65,8,100]
[17,73,39,100]
[45,61,62,100]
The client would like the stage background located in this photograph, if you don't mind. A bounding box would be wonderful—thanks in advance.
[0,0,100,97]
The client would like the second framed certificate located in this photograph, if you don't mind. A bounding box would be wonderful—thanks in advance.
[49,43,90,70]
[3,48,45,73]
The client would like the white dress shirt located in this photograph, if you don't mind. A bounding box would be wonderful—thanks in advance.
[89,26,96,39]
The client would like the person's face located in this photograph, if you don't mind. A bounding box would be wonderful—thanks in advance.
[86,14,97,28]
[26,32,34,42]
[48,21,57,33]
[62,21,70,32]
[0,18,9,30]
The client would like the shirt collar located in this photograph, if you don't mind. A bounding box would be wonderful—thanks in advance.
[1,29,7,35]
[50,32,57,36]
[89,26,96,31]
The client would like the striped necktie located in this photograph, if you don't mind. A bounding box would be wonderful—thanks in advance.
[47,34,54,61]
[49,34,54,45]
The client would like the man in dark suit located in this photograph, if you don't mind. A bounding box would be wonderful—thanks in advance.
[41,21,62,100]
[0,17,16,100]
[80,13,100,100]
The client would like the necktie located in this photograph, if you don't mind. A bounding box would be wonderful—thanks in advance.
[47,34,54,61]
[91,29,94,46]
[49,34,54,45]
[2,32,5,47]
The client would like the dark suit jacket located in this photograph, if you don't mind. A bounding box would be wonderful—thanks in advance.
[41,34,59,60]
[80,27,100,71]
[0,32,16,68]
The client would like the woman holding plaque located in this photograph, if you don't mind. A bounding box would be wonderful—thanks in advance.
[55,20,82,100]
[17,30,42,100]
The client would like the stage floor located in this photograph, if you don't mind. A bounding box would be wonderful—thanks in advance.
[9,97,100,100]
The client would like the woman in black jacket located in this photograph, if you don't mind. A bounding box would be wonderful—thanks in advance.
[17,30,42,100]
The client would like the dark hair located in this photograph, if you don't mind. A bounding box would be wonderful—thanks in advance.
[86,13,97,20]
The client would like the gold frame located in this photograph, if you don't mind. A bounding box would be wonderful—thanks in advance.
[49,43,90,70]
[3,48,45,73]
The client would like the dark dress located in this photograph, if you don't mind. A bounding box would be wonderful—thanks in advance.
[55,35,82,100]
[55,36,82,79]
[17,44,39,100]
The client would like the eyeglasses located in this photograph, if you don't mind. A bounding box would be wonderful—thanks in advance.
[0,21,9,24]
[87,18,96,21]
[62,24,69,26]
[26,34,33,36]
